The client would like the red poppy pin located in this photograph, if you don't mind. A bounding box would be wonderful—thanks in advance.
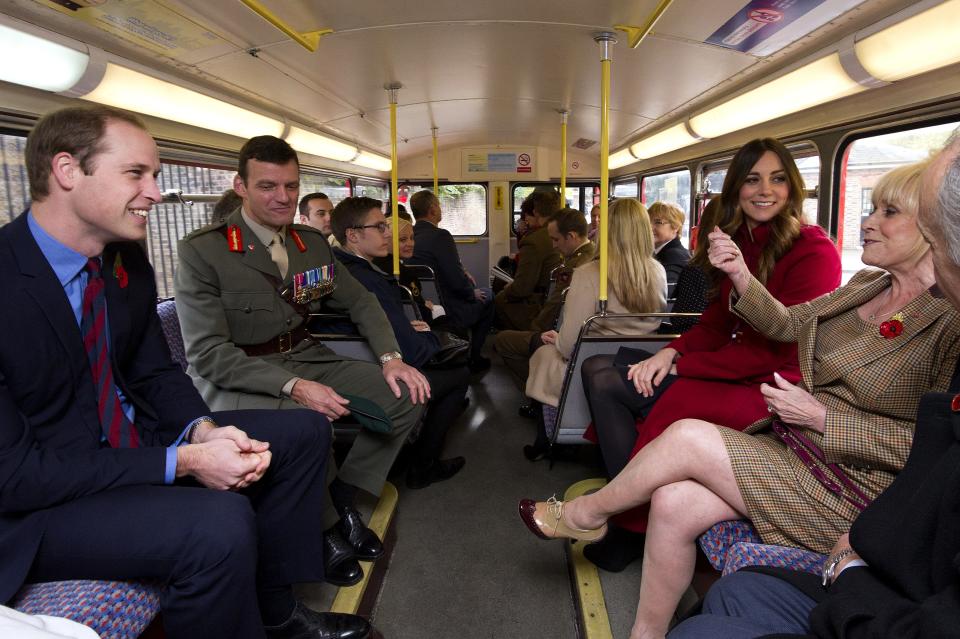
[113,253,128,289]
[879,312,904,339]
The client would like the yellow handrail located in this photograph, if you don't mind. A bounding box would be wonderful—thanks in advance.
[386,83,401,276]
[595,33,616,311]
[559,110,569,201]
[613,0,674,49]
[238,0,332,52]
[432,127,439,193]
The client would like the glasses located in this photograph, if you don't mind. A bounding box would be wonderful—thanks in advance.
[352,222,390,233]
[651,218,671,226]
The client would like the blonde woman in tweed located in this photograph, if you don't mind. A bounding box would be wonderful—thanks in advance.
[518,161,960,639]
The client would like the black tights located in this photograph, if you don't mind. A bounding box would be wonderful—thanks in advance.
[581,353,676,478]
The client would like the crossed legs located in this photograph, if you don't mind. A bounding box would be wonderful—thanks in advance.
[558,419,748,639]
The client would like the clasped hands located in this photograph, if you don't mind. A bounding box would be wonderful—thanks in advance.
[761,372,827,432]
[178,422,271,491]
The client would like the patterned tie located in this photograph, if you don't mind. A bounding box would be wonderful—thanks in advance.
[81,258,139,448]
[269,232,288,279]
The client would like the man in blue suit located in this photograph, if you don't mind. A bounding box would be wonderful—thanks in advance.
[408,189,494,371]
[0,105,369,639]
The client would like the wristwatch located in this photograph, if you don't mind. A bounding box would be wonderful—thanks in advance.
[379,351,403,366]
[822,548,856,586]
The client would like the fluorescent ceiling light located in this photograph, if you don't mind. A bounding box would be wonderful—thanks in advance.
[285,126,358,163]
[855,0,960,82]
[0,22,89,92]
[689,53,864,139]
[81,63,284,139]
[353,150,392,172]
[629,123,699,159]
[608,148,637,170]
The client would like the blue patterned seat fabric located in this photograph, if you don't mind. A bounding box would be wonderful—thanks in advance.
[11,579,161,639]
[157,298,188,372]
[698,519,826,576]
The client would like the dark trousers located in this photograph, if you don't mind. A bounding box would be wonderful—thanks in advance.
[447,292,495,362]
[415,366,470,465]
[668,571,816,638]
[581,353,676,477]
[25,409,330,639]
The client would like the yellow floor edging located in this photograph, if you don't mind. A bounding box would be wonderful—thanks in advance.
[329,481,399,614]
[564,478,613,639]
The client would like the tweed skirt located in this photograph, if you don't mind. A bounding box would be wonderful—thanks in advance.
[717,426,888,555]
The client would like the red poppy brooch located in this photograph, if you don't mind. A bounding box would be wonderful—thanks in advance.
[113,254,128,289]
[879,312,904,339]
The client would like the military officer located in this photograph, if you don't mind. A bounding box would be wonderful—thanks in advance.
[175,135,429,588]
[494,189,563,330]
[494,207,595,407]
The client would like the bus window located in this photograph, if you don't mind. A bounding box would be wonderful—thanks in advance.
[511,182,599,231]
[836,121,958,283]
[404,183,487,235]
[0,132,29,227]
[300,173,351,206]
[642,169,692,245]
[149,162,235,298]
[355,180,389,211]
[612,178,639,198]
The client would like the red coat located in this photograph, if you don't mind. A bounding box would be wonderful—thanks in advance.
[612,222,841,532]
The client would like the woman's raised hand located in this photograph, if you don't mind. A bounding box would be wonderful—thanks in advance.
[707,227,751,295]
[627,348,678,397]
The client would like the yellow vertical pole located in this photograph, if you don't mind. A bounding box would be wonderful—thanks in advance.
[432,127,439,193]
[385,83,402,276]
[594,33,616,313]
[559,110,569,205]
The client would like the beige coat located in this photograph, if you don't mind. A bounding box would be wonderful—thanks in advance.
[525,260,666,406]
[721,269,960,553]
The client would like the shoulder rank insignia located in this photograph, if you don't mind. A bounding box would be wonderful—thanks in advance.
[289,229,307,253]
[227,225,244,253]
[293,262,337,303]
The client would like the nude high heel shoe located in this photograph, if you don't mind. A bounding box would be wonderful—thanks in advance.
[518,496,608,542]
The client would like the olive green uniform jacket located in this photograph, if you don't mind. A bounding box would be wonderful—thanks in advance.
[494,226,562,330]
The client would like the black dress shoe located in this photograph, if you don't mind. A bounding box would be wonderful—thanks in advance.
[582,525,646,572]
[322,528,363,587]
[338,507,384,561]
[523,442,549,461]
[265,601,371,639]
[405,456,466,489]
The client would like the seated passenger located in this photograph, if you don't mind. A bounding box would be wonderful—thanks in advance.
[657,197,723,335]
[494,190,564,330]
[576,138,842,572]
[175,135,429,589]
[494,207,596,408]
[647,201,691,299]
[522,198,666,460]
[331,197,468,488]
[298,191,340,247]
[518,158,960,639]
[1,105,369,639]
[669,134,960,639]
[588,204,600,241]
[409,189,494,372]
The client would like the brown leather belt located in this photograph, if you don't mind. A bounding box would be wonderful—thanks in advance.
[239,325,312,356]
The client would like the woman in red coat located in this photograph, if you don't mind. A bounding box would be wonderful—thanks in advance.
[579,137,842,571]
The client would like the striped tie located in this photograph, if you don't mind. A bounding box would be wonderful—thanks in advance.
[81,258,139,448]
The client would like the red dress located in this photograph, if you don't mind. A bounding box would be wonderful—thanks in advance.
[612,222,842,533]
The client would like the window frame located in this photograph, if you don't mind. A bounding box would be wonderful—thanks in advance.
[509,181,601,235]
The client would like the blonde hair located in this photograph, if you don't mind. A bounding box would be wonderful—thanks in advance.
[647,201,685,231]
[872,161,928,217]
[607,198,662,313]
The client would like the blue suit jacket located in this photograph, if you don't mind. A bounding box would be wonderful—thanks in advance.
[334,248,440,369]
[409,220,480,327]
[0,213,209,602]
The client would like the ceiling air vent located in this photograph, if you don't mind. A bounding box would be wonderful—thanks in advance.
[573,138,597,150]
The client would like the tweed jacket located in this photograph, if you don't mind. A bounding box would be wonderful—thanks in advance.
[174,208,400,406]
[530,240,596,333]
[732,267,960,479]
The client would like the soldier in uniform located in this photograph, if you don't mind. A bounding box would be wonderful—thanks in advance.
[494,208,595,411]
[494,190,563,330]
[175,135,429,589]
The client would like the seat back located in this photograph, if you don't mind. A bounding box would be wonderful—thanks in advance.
[307,313,377,362]
[550,312,701,444]
[404,264,445,308]
[397,284,423,322]
[156,298,188,371]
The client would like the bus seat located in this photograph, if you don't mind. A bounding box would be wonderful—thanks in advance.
[307,313,377,362]
[402,264,445,309]
[397,284,423,322]
[156,298,188,372]
[697,519,825,576]
[11,579,161,639]
[548,313,700,445]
